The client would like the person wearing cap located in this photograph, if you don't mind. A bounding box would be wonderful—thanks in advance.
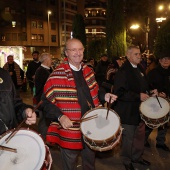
[145,51,170,151]
[95,54,110,87]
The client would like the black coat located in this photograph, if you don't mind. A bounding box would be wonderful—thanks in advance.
[34,66,52,103]
[0,68,31,135]
[147,65,170,97]
[26,61,41,81]
[113,60,149,125]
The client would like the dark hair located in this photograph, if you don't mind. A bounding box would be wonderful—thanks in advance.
[101,54,108,58]
[148,54,156,62]
[111,57,119,69]
[88,58,94,62]
[32,51,39,56]
[7,55,14,59]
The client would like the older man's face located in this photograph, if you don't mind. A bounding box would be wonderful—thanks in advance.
[65,39,84,68]
[127,48,141,66]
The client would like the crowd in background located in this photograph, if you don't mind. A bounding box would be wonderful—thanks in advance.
[1,41,169,170]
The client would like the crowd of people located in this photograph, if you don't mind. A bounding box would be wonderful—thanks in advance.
[0,38,169,170]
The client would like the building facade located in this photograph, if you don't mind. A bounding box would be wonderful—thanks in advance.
[0,0,85,63]
[84,0,107,42]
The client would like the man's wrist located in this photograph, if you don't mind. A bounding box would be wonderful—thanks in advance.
[58,114,63,121]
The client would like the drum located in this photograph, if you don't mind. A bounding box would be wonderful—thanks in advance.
[0,128,52,170]
[140,97,170,129]
[80,107,122,152]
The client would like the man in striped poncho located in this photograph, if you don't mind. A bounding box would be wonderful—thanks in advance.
[43,38,117,170]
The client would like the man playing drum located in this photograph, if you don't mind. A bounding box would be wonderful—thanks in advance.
[145,50,170,151]
[43,38,117,170]
[0,67,37,135]
[113,46,157,170]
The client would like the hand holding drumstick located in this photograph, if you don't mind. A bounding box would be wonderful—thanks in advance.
[5,101,42,143]
[58,114,98,129]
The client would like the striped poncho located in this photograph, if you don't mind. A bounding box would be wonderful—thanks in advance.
[44,58,100,149]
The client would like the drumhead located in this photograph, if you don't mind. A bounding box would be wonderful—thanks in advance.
[140,97,170,119]
[80,107,120,141]
[0,129,46,170]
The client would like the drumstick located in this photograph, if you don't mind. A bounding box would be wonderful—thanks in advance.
[0,145,17,153]
[57,114,98,130]
[155,95,162,108]
[73,114,98,123]
[5,100,43,143]
[106,96,112,120]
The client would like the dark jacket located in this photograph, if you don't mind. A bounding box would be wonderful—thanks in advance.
[147,65,170,97]
[26,61,41,82]
[0,68,31,135]
[34,66,52,103]
[95,60,110,86]
[113,60,149,125]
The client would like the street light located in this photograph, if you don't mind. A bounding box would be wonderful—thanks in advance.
[157,2,170,20]
[130,20,150,52]
[47,11,51,53]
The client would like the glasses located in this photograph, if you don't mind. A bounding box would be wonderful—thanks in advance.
[161,57,170,61]
[66,48,85,53]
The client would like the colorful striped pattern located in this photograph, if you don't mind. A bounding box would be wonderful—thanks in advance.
[44,58,100,149]
[3,62,23,85]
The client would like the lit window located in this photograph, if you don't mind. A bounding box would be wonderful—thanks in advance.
[37,21,43,29]
[37,34,44,41]
[31,21,37,28]
[31,34,37,40]
[92,29,96,34]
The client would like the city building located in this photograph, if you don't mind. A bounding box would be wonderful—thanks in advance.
[0,0,84,67]
[84,0,107,42]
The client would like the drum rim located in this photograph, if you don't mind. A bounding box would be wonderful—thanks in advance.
[0,127,46,170]
[139,96,170,118]
[80,107,121,143]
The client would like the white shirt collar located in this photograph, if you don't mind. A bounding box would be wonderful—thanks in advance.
[41,64,50,69]
[34,61,40,63]
[130,62,137,68]
[69,63,81,71]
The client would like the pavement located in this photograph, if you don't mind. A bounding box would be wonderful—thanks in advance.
[20,89,170,170]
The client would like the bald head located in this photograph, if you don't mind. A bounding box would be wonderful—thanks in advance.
[39,53,52,67]
[64,38,84,69]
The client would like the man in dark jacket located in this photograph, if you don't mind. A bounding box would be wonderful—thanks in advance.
[3,55,24,96]
[0,68,36,135]
[26,51,41,93]
[34,53,52,139]
[145,51,170,151]
[113,46,157,170]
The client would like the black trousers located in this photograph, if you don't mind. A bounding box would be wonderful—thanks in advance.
[145,124,168,145]
[121,121,145,165]
[60,144,95,170]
